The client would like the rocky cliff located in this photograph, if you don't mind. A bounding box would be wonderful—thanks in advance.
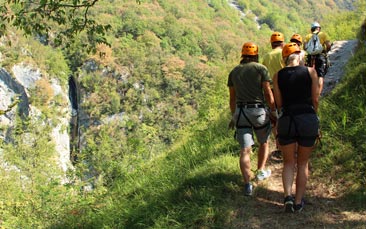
[0,64,73,175]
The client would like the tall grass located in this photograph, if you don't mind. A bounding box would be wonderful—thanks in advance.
[52,98,246,228]
[112,116,240,228]
[313,42,366,207]
[70,43,366,228]
[1,5,365,228]
[87,42,366,229]
[35,44,365,228]
[48,39,366,229]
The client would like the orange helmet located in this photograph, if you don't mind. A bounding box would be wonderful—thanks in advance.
[241,42,258,56]
[290,34,303,44]
[270,32,285,43]
[282,42,301,58]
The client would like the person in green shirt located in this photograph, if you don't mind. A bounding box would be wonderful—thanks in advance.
[228,42,277,196]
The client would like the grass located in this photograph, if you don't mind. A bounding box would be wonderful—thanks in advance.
[313,42,366,208]
[99,43,366,228]
[2,25,366,229]
[110,112,243,228]
[45,42,366,229]
[2,45,365,228]
[50,99,253,228]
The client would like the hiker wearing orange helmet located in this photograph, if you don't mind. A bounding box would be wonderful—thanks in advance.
[262,31,285,156]
[262,32,285,79]
[304,22,332,94]
[273,42,320,213]
[228,42,276,196]
[290,33,306,66]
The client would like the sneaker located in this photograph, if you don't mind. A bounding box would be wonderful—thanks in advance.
[256,169,271,181]
[244,183,253,196]
[294,199,305,212]
[284,196,294,213]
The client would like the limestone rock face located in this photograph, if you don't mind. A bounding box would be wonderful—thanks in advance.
[0,64,73,174]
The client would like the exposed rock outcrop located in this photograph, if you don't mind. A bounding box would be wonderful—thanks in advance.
[0,64,73,175]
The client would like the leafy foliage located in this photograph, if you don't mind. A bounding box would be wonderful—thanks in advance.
[0,0,117,52]
[0,0,365,227]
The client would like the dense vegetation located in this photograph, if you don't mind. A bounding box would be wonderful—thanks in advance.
[75,0,364,169]
[0,0,365,227]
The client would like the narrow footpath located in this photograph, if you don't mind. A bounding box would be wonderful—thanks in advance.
[322,39,359,95]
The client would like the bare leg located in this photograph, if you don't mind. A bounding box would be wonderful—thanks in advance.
[295,145,313,204]
[318,77,324,96]
[240,147,252,183]
[257,141,269,170]
[272,122,280,151]
[281,143,297,197]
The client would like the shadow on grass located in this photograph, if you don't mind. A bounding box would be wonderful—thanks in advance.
[122,169,366,229]
[61,109,365,228]
[247,185,366,229]
[119,110,365,228]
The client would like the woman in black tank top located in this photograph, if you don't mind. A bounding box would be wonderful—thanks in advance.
[273,42,320,213]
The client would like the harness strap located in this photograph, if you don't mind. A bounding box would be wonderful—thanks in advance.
[276,111,320,141]
[236,107,270,130]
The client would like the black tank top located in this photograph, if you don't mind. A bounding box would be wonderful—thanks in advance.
[277,66,312,108]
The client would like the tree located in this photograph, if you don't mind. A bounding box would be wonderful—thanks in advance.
[0,0,141,51]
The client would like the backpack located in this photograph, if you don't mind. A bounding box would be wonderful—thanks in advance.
[305,33,323,55]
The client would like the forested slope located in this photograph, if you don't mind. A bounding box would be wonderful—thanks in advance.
[71,0,362,166]
[0,0,365,227]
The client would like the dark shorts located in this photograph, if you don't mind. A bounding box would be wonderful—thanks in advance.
[277,113,319,147]
[306,54,328,77]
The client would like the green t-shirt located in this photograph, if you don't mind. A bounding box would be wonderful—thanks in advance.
[261,48,284,79]
[227,62,271,104]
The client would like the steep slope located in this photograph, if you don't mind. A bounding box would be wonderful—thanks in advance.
[0,1,363,227]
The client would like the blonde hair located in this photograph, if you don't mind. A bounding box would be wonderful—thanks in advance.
[283,53,300,66]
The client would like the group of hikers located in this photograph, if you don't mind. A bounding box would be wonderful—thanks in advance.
[227,22,332,213]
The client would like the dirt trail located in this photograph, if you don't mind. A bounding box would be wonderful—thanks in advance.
[234,40,366,229]
[322,40,359,95]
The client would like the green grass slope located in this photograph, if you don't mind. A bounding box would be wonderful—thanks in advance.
[52,39,366,229]
[314,41,366,206]
[0,0,365,228]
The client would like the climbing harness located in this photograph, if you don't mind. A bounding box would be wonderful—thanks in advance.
[235,103,270,130]
[276,104,320,146]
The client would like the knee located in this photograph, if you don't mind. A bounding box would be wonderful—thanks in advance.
[296,161,309,171]
[240,147,251,156]
[283,154,296,166]
[283,160,296,168]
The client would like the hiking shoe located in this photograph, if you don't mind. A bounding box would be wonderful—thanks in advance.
[284,196,294,213]
[294,199,305,212]
[256,169,271,181]
[244,183,253,196]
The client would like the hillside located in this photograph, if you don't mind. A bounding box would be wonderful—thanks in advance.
[0,0,365,227]
[103,38,365,229]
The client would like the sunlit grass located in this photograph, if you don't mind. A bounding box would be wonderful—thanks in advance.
[314,43,366,208]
